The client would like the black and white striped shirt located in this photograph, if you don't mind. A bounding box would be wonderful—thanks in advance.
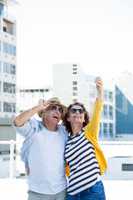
[65,131,100,195]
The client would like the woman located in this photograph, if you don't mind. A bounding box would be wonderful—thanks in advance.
[63,78,107,200]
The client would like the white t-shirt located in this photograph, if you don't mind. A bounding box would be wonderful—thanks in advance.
[14,119,68,194]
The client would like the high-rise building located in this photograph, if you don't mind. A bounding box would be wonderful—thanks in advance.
[101,87,116,140]
[53,63,95,110]
[0,0,16,152]
[53,63,115,140]
[115,72,133,140]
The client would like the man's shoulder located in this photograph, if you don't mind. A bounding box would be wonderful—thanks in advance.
[58,124,68,141]
[58,124,67,131]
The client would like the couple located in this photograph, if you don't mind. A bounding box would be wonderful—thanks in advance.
[13,78,107,200]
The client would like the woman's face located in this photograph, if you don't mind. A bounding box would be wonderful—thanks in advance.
[67,104,85,126]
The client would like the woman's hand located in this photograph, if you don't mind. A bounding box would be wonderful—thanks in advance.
[95,77,103,100]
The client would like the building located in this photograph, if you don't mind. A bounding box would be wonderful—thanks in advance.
[53,63,115,140]
[101,141,133,180]
[53,63,82,106]
[99,88,115,140]
[53,63,96,110]
[0,0,16,153]
[17,87,52,112]
[115,72,133,140]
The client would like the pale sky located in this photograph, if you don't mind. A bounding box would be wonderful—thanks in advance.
[11,0,133,88]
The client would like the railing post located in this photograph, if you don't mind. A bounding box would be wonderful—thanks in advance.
[9,140,15,178]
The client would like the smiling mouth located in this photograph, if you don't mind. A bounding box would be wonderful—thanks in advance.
[73,116,81,119]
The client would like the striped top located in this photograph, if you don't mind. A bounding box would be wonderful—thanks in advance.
[65,131,100,195]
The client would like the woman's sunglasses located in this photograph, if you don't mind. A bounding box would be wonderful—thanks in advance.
[70,107,84,114]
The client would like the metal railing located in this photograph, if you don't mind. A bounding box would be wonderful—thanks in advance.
[0,140,16,178]
[0,140,133,179]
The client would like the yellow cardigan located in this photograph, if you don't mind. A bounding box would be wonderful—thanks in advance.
[66,99,107,176]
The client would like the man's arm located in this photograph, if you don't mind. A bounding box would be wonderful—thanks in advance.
[14,100,49,127]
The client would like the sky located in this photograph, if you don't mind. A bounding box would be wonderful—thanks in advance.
[10,0,133,88]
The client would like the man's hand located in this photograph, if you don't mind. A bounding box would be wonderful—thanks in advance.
[14,100,50,127]
[37,99,51,117]
[38,99,50,112]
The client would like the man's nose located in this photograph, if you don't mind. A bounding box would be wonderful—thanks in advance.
[55,108,60,113]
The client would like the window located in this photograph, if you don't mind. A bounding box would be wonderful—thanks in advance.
[10,64,16,74]
[3,102,12,112]
[73,81,77,85]
[73,67,77,71]
[3,82,16,94]
[3,19,15,35]
[3,42,8,54]
[103,123,108,134]
[12,103,16,112]
[72,65,78,75]
[73,64,77,67]
[109,91,113,102]
[3,102,16,113]
[109,105,113,119]
[3,42,16,56]
[109,123,113,137]
[73,86,78,91]
[73,92,77,96]
[72,71,77,75]
[3,62,16,74]
[3,62,9,73]
[103,105,108,118]
[12,45,16,56]
[3,26,7,32]
[122,164,133,171]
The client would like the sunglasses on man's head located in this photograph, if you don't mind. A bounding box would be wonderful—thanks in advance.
[70,107,84,114]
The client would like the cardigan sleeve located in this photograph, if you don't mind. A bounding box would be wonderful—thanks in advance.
[65,162,70,177]
[84,99,103,141]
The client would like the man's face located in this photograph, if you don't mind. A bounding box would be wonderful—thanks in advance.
[42,104,63,125]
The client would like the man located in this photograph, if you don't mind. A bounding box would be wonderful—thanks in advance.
[13,98,68,200]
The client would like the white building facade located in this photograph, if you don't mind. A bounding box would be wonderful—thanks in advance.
[0,1,16,152]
